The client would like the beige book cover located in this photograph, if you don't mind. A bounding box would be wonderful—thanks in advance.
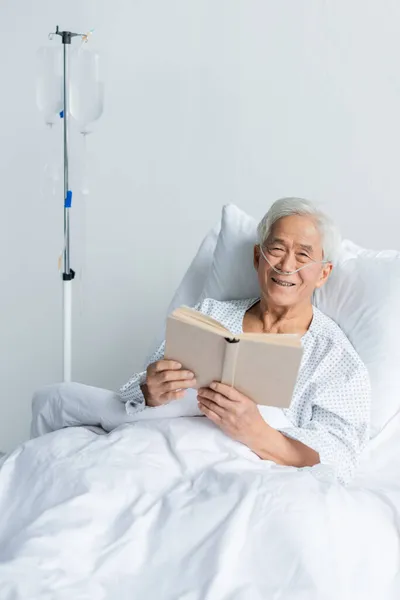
[164,306,303,409]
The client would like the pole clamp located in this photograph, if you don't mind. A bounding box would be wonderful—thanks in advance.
[63,269,75,281]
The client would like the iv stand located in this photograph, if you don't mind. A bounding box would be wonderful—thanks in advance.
[50,26,84,382]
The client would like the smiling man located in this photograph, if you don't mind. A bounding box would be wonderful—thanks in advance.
[121,198,371,484]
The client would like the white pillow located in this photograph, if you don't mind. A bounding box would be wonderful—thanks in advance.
[200,204,400,437]
[167,221,221,313]
[200,204,259,301]
[314,255,400,437]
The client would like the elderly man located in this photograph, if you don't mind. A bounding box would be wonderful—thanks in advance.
[32,198,370,484]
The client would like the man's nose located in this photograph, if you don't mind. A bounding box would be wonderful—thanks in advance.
[276,252,297,274]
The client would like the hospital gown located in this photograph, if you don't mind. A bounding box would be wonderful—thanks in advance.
[120,298,371,484]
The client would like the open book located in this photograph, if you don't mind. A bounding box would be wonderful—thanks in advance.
[165,306,303,409]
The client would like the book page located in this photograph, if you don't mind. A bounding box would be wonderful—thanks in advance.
[170,306,232,336]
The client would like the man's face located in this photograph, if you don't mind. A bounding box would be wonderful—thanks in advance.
[254,215,332,307]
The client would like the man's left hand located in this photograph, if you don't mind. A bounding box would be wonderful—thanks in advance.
[197,381,269,448]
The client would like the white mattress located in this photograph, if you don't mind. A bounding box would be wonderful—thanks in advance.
[0,411,399,600]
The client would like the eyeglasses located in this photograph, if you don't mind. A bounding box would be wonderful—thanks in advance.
[259,244,329,276]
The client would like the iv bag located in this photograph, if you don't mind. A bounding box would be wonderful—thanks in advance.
[36,47,63,126]
[70,48,104,132]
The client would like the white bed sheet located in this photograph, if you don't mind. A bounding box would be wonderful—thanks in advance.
[0,410,399,600]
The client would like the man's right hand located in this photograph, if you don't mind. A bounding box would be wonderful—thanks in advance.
[142,360,196,407]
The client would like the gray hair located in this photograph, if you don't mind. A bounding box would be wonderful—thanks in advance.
[257,197,341,264]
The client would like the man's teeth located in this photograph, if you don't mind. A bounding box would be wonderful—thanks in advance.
[272,278,295,287]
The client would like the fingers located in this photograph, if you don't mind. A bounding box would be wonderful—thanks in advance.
[146,378,195,404]
[197,384,229,419]
[198,396,225,417]
[161,379,196,392]
[147,388,186,406]
[197,382,246,423]
[197,386,232,408]
[156,370,195,384]
[209,381,242,401]
[146,358,197,406]
[146,359,197,405]
[148,360,182,374]
[198,401,222,423]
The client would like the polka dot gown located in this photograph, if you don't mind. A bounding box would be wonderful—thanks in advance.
[120,298,371,484]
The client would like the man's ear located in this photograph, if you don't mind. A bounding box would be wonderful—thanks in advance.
[315,262,333,289]
[253,244,261,271]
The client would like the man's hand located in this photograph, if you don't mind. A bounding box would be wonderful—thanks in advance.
[197,381,268,447]
[198,381,320,468]
[143,360,196,407]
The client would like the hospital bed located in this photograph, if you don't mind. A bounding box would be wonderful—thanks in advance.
[0,204,400,600]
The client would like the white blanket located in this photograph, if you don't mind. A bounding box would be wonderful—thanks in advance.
[0,412,400,600]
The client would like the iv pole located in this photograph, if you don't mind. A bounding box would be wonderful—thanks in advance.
[50,26,84,382]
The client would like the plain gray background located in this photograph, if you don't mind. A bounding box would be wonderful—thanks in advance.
[1,0,400,451]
